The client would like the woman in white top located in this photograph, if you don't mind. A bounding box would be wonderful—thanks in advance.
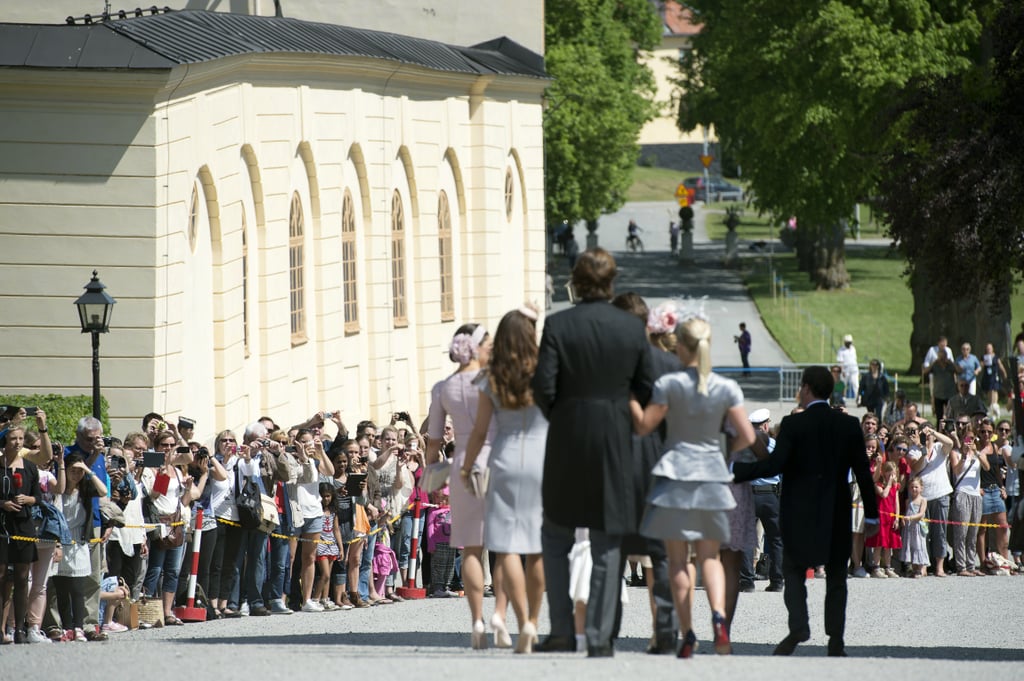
[54,453,107,641]
[141,430,193,624]
[948,429,985,575]
[208,429,259,617]
[906,423,955,576]
[290,428,334,612]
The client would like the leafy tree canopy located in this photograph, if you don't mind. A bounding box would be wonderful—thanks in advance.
[880,1,1024,308]
[679,0,982,233]
[544,0,661,226]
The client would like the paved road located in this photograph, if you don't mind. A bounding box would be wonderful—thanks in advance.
[549,201,823,423]
[12,573,1021,680]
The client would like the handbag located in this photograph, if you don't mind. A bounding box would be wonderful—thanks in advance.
[234,473,263,531]
[99,496,126,528]
[466,466,490,500]
[421,459,451,493]
[137,597,164,627]
[257,494,280,534]
[150,505,185,550]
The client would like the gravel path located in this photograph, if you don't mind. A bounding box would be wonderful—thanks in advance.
[8,573,1021,680]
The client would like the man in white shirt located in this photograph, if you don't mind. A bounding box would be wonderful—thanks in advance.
[836,335,859,400]
[923,336,955,416]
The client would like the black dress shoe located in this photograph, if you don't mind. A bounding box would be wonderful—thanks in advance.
[738,583,755,593]
[827,638,847,657]
[587,644,614,658]
[534,635,577,653]
[646,635,678,655]
[765,582,784,592]
[250,605,272,617]
[773,631,810,656]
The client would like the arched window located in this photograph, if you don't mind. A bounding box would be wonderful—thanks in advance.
[438,191,454,321]
[241,211,250,356]
[341,189,359,334]
[391,190,407,327]
[188,183,199,251]
[289,191,306,343]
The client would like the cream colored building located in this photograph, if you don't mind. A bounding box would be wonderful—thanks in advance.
[638,1,716,172]
[0,10,547,440]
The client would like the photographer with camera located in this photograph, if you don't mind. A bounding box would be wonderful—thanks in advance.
[284,427,333,612]
[176,443,227,614]
[375,419,416,602]
[61,416,112,640]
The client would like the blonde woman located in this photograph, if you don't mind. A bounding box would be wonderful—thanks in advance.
[631,314,755,658]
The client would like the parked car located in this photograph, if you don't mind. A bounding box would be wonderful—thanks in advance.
[680,176,744,202]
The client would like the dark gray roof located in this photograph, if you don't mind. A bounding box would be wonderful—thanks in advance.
[0,10,546,79]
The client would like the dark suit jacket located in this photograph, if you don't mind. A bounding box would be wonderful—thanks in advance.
[733,402,878,567]
[531,299,653,534]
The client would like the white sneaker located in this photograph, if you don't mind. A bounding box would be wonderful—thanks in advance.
[851,567,868,578]
[239,602,250,616]
[301,599,325,613]
[25,627,51,644]
[320,599,340,611]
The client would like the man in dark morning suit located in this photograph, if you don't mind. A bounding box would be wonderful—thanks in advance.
[532,249,654,657]
[733,365,879,657]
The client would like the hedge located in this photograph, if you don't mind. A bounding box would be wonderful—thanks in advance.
[0,394,109,446]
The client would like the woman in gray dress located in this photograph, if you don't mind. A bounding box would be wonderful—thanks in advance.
[631,315,755,658]
[463,305,547,654]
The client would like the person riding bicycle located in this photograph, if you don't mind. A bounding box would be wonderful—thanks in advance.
[626,219,643,251]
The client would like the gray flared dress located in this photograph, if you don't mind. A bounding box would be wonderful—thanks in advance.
[480,381,548,554]
[641,369,743,543]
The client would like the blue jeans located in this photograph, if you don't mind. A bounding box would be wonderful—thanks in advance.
[358,526,377,599]
[397,512,425,568]
[263,534,291,603]
[230,529,267,609]
[143,541,185,596]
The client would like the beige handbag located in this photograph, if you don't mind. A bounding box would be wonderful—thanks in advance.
[258,494,280,534]
[137,597,165,627]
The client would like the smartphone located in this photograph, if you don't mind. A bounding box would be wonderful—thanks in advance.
[143,449,165,468]
[285,445,297,453]
[345,473,367,497]
[23,406,39,416]
[176,446,191,454]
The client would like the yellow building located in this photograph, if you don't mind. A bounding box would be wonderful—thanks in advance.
[0,10,547,439]
[638,0,716,172]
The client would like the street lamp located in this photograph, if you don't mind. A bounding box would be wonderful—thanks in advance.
[74,270,116,419]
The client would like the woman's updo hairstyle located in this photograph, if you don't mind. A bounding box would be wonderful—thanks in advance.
[448,323,488,365]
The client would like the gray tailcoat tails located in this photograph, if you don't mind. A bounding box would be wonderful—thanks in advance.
[531,299,654,535]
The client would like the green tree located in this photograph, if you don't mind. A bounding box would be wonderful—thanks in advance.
[879,1,1024,369]
[544,0,661,229]
[677,0,982,288]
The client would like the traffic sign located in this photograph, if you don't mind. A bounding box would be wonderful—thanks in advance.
[699,154,713,169]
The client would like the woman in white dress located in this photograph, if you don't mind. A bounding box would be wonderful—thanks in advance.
[463,305,547,654]
[631,316,755,658]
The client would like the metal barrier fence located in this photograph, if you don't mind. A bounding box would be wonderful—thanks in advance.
[714,364,897,405]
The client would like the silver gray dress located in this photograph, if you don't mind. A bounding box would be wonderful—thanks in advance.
[480,381,548,554]
[641,369,743,543]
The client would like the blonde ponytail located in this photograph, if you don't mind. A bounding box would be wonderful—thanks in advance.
[678,317,712,395]
[695,336,711,395]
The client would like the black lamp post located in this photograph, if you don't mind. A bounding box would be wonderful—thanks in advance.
[74,270,116,419]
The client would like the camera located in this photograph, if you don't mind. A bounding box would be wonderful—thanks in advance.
[110,455,127,471]
[396,411,411,422]
[259,438,272,447]
[197,446,209,458]
[176,446,191,454]
[322,411,334,420]
[23,406,39,416]
[285,445,297,453]
[102,436,114,447]
[51,443,63,458]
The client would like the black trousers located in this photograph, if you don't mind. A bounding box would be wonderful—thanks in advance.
[781,537,849,643]
[741,489,784,586]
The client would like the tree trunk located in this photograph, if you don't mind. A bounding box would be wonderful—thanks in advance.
[908,262,1012,375]
[811,221,850,289]
[794,224,815,273]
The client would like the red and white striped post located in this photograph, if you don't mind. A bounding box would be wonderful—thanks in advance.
[396,499,426,599]
[174,506,208,621]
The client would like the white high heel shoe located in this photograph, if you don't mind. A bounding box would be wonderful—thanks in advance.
[515,621,538,654]
[490,613,512,649]
[471,619,488,650]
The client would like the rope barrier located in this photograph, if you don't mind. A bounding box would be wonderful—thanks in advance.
[852,505,1012,530]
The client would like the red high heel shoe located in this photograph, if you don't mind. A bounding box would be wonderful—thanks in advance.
[678,630,698,658]
[712,611,731,655]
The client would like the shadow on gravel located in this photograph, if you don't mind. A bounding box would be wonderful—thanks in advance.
[172,633,1024,661]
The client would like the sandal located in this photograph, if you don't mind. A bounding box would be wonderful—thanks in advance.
[164,615,185,626]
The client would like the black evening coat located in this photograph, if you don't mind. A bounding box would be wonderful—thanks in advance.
[733,402,878,567]
[531,299,654,534]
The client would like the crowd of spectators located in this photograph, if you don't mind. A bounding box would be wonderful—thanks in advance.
[0,406,467,643]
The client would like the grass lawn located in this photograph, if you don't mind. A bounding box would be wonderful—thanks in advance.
[627,166,693,202]
[704,206,776,242]
[743,246,1024,396]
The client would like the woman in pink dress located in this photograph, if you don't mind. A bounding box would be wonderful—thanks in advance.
[426,323,507,649]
